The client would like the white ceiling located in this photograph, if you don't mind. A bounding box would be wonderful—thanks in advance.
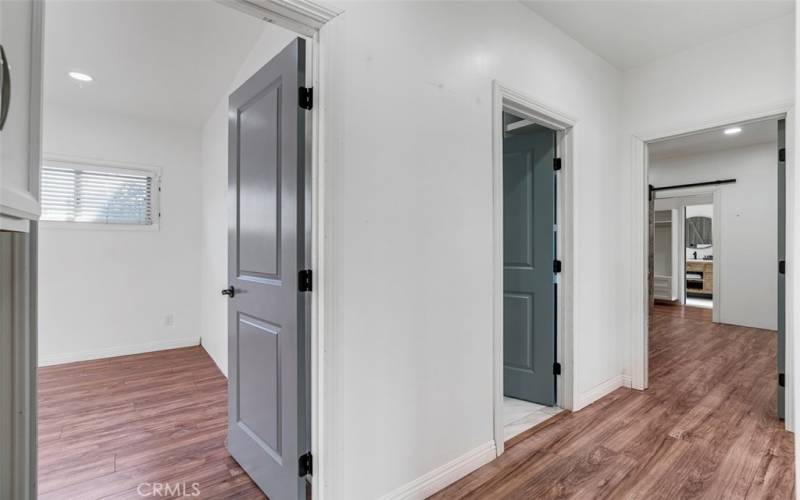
[44,1,269,128]
[648,118,779,161]
[521,1,795,70]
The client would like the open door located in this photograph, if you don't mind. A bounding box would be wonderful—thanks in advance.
[502,119,557,406]
[778,118,786,419]
[225,38,310,500]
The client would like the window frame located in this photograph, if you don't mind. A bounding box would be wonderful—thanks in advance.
[40,156,162,231]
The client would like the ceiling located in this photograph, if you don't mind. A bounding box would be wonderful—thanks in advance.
[521,1,795,70]
[44,1,269,128]
[648,118,779,161]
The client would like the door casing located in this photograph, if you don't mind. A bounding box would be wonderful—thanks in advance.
[491,81,576,457]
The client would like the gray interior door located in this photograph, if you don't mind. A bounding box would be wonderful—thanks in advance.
[503,125,556,405]
[778,119,786,419]
[226,38,309,500]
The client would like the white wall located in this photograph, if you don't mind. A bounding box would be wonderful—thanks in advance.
[650,143,778,330]
[198,25,296,376]
[38,105,202,364]
[621,14,794,389]
[649,144,778,330]
[320,2,624,498]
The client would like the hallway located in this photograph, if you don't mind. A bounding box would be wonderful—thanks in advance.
[432,304,794,498]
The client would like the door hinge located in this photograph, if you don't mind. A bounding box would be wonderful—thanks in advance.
[553,362,562,375]
[299,86,313,110]
[553,158,562,171]
[299,269,313,292]
[779,148,786,162]
[779,373,786,387]
[298,452,313,477]
[779,260,786,275]
[553,260,562,273]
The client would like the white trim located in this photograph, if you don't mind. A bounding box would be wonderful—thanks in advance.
[217,0,342,37]
[37,337,200,367]
[377,441,497,500]
[0,215,30,233]
[574,375,632,411]
[0,187,41,220]
[43,153,165,176]
[492,81,576,458]
[630,106,794,431]
[40,221,160,232]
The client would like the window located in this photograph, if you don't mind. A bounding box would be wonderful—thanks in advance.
[40,161,159,226]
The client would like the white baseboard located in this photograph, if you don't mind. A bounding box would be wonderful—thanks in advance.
[38,337,200,366]
[378,441,496,500]
[574,374,633,411]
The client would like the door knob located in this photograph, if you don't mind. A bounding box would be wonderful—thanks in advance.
[221,286,235,298]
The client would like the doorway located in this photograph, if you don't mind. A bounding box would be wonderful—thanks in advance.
[34,2,331,499]
[491,82,575,455]
[644,116,786,421]
[501,111,560,441]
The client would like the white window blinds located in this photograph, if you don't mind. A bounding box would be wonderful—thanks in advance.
[41,163,158,225]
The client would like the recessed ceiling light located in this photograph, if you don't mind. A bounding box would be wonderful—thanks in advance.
[68,72,93,82]
[724,127,742,135]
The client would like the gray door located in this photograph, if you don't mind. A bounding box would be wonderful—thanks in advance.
[226,38,309,500]
[503,124,556,405]
[778,119,786,419]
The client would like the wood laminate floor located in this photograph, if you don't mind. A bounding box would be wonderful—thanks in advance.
[432,304,794,499]
[38,346,266,499]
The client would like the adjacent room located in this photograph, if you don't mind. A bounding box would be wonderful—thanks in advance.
[646,117,787,460]
[35,1,298,497]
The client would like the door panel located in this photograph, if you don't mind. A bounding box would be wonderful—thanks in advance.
[778,119,785,419]
[503,126,556,405]
[227,38,308,500]
[238,85,281,278]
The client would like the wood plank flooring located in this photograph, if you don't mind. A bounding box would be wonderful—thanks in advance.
[38,346,266,499]
[432,304,794,499]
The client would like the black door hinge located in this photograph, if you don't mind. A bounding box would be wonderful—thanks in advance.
[298,452,313,477]
[779,373,785,387]
[553,260,562,273]
[299,269,313,292]
[553,362,562,376]
[553,158,562,171]
[779,148,786,162]
[779,260,786,275]
[299,87,313,110]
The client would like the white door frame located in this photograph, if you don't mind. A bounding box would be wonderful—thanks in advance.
[492,81,576,456]
[630,104,794,431]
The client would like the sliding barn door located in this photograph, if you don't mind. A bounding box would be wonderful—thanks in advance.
[226,38,309,500]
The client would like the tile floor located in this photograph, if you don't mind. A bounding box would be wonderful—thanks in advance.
[503,396,562,441]
[686,296,713,309]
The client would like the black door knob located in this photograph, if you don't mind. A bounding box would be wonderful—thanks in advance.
[221,286,235,298]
